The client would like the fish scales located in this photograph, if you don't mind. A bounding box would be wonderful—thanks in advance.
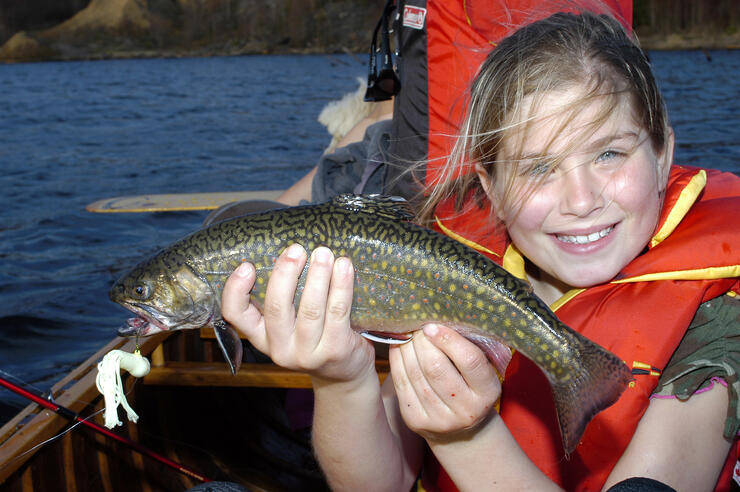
[110,194,633,453]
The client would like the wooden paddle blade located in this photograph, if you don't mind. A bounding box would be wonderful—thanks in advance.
[86,190,283,213]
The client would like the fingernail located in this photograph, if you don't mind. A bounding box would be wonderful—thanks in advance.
[284,244,305,259]
[311,246,333,264]
[334,257,352,274]
[423,324,438,337]
[235,262,254,277]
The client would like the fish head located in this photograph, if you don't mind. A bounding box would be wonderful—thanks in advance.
[110,252,216,337]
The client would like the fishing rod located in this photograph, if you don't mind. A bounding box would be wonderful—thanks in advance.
[0,374,211,483]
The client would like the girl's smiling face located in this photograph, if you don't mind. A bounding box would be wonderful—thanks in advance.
[481,86,674,301]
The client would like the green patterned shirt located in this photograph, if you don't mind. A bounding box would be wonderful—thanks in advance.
[653,293,740,439]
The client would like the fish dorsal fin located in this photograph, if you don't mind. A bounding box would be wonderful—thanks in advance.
[331,194,414,221]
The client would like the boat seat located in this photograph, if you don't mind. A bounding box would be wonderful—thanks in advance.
[143,328,390,389]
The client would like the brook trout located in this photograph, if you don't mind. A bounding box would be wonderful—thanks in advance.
[110,195,632,453]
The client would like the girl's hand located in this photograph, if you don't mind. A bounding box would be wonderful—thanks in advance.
[221,244,375,383]
[389,324,502,442]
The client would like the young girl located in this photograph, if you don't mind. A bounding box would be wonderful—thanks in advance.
[221,11,740,491]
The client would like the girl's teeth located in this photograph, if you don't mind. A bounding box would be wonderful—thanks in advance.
[557,226,613,244]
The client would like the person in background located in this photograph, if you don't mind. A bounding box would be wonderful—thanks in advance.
[221,9,740,492]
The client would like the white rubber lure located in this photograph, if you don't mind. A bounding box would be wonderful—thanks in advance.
[96,349,151,429]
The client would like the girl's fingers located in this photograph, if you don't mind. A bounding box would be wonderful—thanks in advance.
[222,261,268,350]
[410,328,468,409]
[293,247,335,351]
[317,256,355,346]
[422,324,499,395]
[388,344,426,418]
[262,244,307,347]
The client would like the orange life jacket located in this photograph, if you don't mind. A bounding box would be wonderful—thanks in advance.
[423,165,740,491]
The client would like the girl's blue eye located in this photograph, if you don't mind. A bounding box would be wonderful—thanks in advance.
[520,161,551,177]
[597,150,621,162]
[530,163,550,176]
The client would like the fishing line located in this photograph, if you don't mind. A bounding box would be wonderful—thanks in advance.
[0,408,106,472]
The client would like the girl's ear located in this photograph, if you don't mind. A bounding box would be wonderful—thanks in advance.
[474,162,493,196]
[475,162,506,221]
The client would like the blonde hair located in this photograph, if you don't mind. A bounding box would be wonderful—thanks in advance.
[416,10,670,226]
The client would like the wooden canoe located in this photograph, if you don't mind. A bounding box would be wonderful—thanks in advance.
[0,328,390,491]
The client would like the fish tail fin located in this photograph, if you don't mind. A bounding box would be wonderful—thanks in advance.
[550,339,633,455]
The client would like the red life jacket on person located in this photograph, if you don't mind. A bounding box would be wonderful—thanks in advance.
[422,165,740,491]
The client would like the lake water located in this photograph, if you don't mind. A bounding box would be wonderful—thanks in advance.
[1,51,739,425]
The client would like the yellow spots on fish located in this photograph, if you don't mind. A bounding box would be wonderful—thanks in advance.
[257,277,265,285]
[389,299,395,306]
[553,350,560,358]
[434,302,441,311]
[257,245,264,254]
[339,249,346,256]
[363,285,369,294]
[369,299,376,306]
[449,284,456,293]
[409,282,416,290]
[540,344,549,352]
[412,303,420,311]
[476,286,485,295]
[504,318,512,328]
[480,313,487,321]
[475,300,484,309]
[381,261,388,269]
[515,329,525,339]
[498,305,507,313]
[519,319,527,328]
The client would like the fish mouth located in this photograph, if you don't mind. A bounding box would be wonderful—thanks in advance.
[117,303,174,337]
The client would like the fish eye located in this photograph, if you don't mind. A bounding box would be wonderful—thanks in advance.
[133,284,149,298]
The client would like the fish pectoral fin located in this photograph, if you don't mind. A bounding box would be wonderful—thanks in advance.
[360,331,413,345]
[212,319,243,375]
